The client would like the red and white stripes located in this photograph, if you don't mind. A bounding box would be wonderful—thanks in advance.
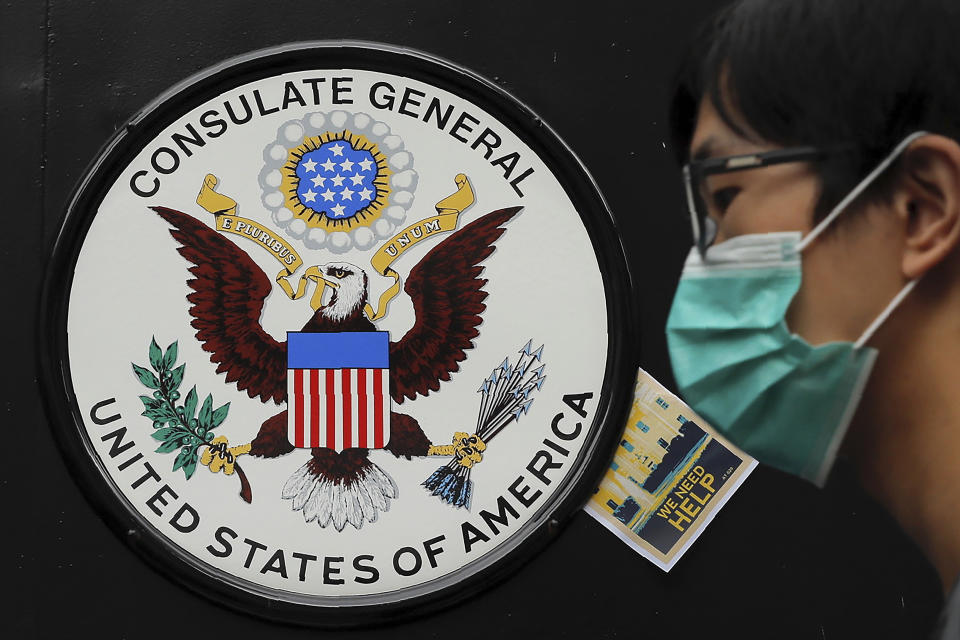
[287,368,390,451]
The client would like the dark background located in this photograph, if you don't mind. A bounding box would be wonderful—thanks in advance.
[2,1,943,638]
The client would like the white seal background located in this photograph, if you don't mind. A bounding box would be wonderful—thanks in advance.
[68,69,609,599]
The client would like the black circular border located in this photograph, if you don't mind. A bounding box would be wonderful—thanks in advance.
[38,41,639,627]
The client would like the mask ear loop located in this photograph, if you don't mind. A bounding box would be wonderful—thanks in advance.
[792,130,929,349]
[796,131,930,252]
[854,279,918,349]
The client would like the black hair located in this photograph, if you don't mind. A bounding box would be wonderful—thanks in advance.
[669,0,960,222]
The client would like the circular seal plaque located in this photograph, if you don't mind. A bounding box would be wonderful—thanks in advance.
[40,43,636,625]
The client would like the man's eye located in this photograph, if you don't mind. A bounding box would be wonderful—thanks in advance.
[712,186,741,213]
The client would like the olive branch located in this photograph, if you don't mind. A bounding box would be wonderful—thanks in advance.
[132,337,230,480]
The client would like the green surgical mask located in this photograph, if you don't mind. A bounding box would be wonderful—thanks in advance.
[665,131,925,485]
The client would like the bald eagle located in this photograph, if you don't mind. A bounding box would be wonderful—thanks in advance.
[151,205,520,531]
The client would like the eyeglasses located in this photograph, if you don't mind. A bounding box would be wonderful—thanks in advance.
[682,145,854,257]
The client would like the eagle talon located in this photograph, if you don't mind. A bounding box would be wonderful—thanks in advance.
[428,432,486,469]
[201,436,251,475]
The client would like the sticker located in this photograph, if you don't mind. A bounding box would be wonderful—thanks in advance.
[585,369,757,571]
[40,43,636,624]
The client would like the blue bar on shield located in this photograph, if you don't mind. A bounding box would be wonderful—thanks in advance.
[287,331,390,369]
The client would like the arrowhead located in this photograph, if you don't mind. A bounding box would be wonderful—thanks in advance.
[531,364,546,379]
[515,357,530,376]
[516,381,535,398]
[535,376,547,390]
[522,399,534,414]
[519,339,533,356]
[531,345,544,361]
[478,380,490,394]
[500,357,510,372]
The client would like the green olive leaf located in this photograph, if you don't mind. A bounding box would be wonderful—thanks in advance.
[132,364,160,389]
[151,427,179,441]
[162,340,178,370]
[156,439,181,454]
[149,337,163,371]
[198,394,214,430]
[168,363,185,392]
[183,386,198,420]
[210,402,230,429]
[181,455,199,480]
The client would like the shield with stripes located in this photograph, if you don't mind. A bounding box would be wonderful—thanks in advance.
[286,331,391,452]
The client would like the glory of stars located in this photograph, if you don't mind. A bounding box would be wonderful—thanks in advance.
[295,142,380,219]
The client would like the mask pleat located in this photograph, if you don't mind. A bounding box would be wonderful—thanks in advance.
[718,346,872,480]
[667,271,801,331]
[677,335,806,425]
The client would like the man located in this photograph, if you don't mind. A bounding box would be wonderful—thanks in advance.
[665,0,960,636]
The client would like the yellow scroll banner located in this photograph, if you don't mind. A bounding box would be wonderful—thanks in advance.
[365,173,475,320]
[195,172,475,319]
[196,174,328,310]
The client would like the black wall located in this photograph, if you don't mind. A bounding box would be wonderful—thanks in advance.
[2,1,942,637]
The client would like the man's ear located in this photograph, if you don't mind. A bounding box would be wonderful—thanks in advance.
[898,134,960,279]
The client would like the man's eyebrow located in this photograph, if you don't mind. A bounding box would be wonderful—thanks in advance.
[691,136,765,163]
[691,137,720,162]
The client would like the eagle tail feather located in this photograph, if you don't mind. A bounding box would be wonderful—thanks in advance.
[282,455,398,531]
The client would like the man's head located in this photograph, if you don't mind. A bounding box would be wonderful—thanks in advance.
[669,0,960,346]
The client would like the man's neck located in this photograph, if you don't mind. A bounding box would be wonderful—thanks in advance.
[846,294,960,594]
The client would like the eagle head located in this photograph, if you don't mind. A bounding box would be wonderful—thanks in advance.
[317,262,368,321]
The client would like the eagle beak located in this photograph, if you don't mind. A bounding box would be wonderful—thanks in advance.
[312,280,334,309]
[314,266,340,290]
[311,269,340,309]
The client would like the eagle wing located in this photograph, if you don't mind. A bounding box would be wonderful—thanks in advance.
[151,206,286,405]
[390,206,522,404]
